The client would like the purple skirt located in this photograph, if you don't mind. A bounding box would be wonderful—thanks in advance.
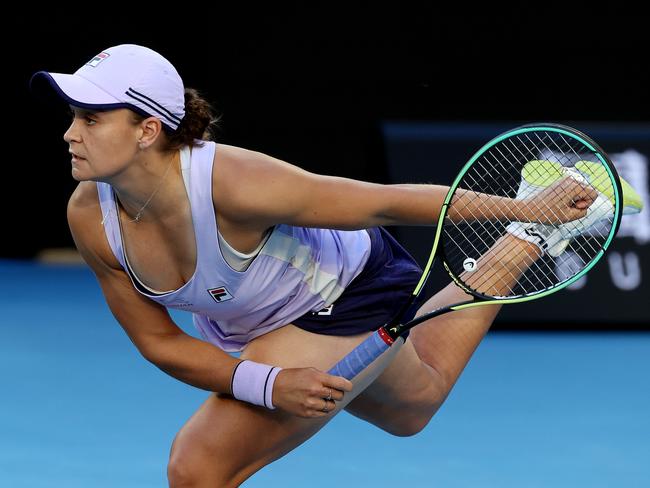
[292,227,425,336]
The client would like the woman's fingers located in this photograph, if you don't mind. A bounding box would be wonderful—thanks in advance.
[272,367,353,418]
[319,385,344,402]
[318,371,353,392]
[532,177,599,224]
[571,181,598,209]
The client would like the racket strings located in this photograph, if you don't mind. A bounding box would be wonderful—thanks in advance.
[519,133,614,257]
[445,217,556,297]
[465,236,549,297]
[441,129,617,298]
[530,132,617,247]
[444,162,561,296]
[454,138,573,227]
[496,138,575,223]
[443,177,564,297]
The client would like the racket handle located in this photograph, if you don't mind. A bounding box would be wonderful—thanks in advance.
[328,331,391,380]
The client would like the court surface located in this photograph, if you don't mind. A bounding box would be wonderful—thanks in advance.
[1,259,648,487]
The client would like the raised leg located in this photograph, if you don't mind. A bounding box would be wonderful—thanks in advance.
[346,235,541,432]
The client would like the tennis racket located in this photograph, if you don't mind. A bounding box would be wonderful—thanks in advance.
[329,123,623,380]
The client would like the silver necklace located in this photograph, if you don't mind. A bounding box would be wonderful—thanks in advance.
[129,155,175,223]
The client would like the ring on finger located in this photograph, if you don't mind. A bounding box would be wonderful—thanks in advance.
[326,388,332,401]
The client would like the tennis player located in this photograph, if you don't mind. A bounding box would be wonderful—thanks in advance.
[31,44,601,487]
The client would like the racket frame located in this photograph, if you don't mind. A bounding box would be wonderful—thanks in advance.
[384,123,623,341]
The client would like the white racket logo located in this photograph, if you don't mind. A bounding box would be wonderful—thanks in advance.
[463,258,478,272]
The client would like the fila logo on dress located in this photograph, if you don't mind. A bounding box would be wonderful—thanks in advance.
[208,286,234,303]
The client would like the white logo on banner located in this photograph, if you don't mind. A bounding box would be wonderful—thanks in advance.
[608,252,642,290]
[612,149,650,244]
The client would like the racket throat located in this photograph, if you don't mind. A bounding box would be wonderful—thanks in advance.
[383,303,461,340]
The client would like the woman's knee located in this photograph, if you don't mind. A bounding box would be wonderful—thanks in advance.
[381,406,438,437]
[167,433,204,487]
[167,449,200,488]
[348,359,447,437]
[167,429,236,488]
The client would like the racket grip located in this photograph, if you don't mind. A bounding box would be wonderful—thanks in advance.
[328,331,391,380]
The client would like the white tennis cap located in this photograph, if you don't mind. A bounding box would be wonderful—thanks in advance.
[31,44,185,132]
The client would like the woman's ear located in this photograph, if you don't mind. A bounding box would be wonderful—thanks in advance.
[137,116,163,149]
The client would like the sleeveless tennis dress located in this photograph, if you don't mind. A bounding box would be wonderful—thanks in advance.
[97,142,423,351]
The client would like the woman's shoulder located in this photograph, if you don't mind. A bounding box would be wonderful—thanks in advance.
[211,144,274,200]
[214,143,269,165]
[67,181,100,216]
[213,144,298,183]
[67,181,103,242]
[66,182,121,270]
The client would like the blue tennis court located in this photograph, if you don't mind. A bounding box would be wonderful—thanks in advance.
[1,259,648,487]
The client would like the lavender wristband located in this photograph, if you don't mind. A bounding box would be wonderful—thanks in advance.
[230,360,282,409]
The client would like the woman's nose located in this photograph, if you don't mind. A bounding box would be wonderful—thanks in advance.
[63,119,81,144]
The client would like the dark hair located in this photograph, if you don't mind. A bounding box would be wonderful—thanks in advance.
[132,88,219,151]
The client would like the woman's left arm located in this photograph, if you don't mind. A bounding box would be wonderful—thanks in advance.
[214,146,595,230]
[214,146,448,229]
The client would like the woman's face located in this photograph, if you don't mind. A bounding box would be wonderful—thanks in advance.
[64,107,141,182]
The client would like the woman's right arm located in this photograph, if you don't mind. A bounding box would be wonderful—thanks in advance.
[67,182,240,394]
[67,183,351,417]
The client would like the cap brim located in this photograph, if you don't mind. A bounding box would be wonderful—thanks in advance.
[30,71,125,110]
[30,71,179,133]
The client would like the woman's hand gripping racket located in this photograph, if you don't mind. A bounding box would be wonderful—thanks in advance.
[329,123,630,380]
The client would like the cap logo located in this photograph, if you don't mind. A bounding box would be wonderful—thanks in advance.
[86,52,110,68]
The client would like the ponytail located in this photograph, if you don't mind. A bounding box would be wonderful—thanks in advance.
[165,88,219,149]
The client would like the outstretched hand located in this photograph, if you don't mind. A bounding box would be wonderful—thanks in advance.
[272,367,353,418]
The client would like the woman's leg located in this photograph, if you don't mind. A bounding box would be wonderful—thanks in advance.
[346,234,541,433]
[167,389,327,488]
[167,325,402,487]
